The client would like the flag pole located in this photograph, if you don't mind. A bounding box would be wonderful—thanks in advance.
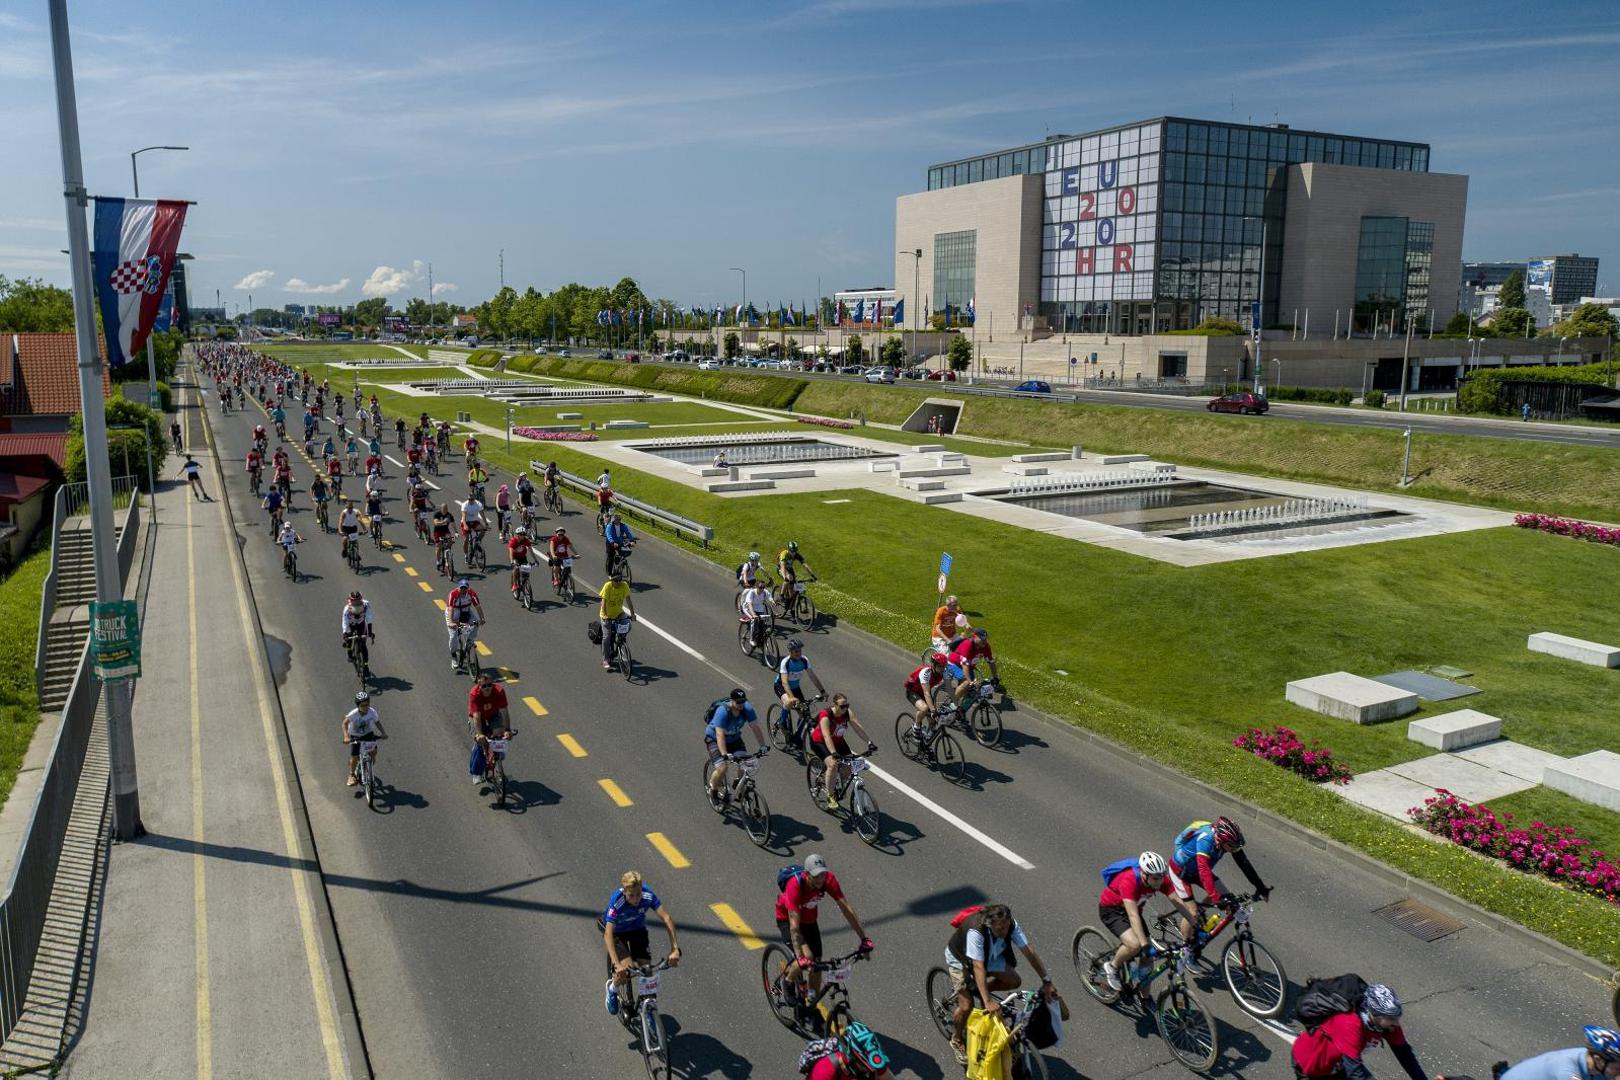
[50,0,142,839]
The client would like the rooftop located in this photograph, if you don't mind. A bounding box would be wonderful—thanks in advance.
[2,332,113,417]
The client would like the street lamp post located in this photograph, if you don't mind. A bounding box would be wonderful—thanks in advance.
[900,248,921,364]
[131,145,188,408]
[728,267,746,323]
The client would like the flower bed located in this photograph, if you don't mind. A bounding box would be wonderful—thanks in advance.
[1513,513,1620,546]
[512,427,599,442]
[1409,790,1619,905]
[1232,725,1353,784]
[794,415,854,430]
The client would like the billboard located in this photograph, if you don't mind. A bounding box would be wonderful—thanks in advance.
[318,312,341,326]
[1041,123,1160,305]
[1526,259,1551,288]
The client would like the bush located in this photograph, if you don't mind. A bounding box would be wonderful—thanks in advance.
[1166,316,1243,336]
[1364,389,1386,409]
[1409,790,1619,906]
[118,380,171,412]
[1457,362,1612,415]
[1513,513,1620,546]
[65,396,166,488]
[465,349,501,368]
[1266,386,1355,405]
[1232,726,1353,784]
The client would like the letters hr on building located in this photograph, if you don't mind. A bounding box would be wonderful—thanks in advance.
[1058,159,1136,274]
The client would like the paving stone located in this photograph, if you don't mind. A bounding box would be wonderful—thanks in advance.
[1543,750,1620,812]
[1286,672,1419,724]
[1452,741,1564,783]
[1385,754,1537,803]
[1335,769,1436,820]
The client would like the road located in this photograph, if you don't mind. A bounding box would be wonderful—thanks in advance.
[199,375,1606,1080]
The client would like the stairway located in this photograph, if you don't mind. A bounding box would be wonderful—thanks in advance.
[37,522,124,712]
[39,622,89,712]
[54,529,97,606]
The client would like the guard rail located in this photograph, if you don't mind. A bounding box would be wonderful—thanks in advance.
[529,462,714,546]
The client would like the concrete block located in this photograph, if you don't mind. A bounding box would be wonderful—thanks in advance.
[922,492,963,504]
[1544,751,1620,812]
[914,443,946,453]
[1011,452,1070,463]
[603,419,650,430]
[1384,754,1536,803]
[895,465,972,479]
[1407,709,1502,751]
[1527,631,1620,668]
[1098,453,1149,465]
[706,480,776,493]
[1002,465,1048,477]
[746,467,816,480]
[557,411,583,420]
[1453,741,1563,783]
[1285,671,1418,724]
[1334,769,1437,821]
[695,467,728,477]
[902,479,946,491]
[868,461,897,473]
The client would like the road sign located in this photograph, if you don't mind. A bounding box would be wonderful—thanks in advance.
[937,572,949,594]
[1070,356,1078,366]
[939,552,952,576]
[148,390,163,410]
[90,600,141,680]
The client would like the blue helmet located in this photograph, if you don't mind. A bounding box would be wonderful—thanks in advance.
[839,1021,888,1076]
[1361,983,1402,1020]
[1586,1026,1620,1062]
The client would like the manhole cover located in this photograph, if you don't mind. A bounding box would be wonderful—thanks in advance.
[1372,898,1466,942]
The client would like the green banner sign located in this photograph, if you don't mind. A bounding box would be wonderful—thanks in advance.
[90,600,141,681]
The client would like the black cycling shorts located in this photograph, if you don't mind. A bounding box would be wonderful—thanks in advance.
[776,918,824,960]
[607,926,651,964]
[1099,902,1134,939]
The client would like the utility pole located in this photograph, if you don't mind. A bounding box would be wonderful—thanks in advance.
[52,0,142,838]
[1397,319,1415,411]
[499,250,505,290]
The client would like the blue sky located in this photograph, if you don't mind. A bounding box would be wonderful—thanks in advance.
[1,0,1616,311]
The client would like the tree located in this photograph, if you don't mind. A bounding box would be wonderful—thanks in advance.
[1497,270,1526,311]
[785,337,803,361]
[66,395,165,488]
[723,331,740,359]
[846,334,865,365]
[879,336,904,366]
[1490,307,1534,338]
[947,334,973,372]
[928,312,947,331]
[354,297,389,328]
[0,275,76,332]
[1554,302,1619,340]
[1441,311,1474,336]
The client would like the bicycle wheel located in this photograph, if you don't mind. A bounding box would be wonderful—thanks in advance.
[1070,926,1120,1004]
[760,634,781,669]
[363,762,377,810]
[1221,935,1287,1019]
[740,785,772,848]
[618,639,634,681]
[559,570,575,602]
[933,731,967,783]
[494,763,511,809]
[824,1000,852,1037]
[923,967,957,1042]
[1015,1044,1051,1080]
[894,713,922,761]
[737,622,756,657]
[849,785,881,846]
[1154,981,1220,1073]
[796,593,817,626]
[640,1002,669,1080]
[350,643,365,685]
[967,701,1003,748]
[761,945,801,1030]
[770,705,798,753]
[804,759,828,810]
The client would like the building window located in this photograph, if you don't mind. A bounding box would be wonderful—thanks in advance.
[1404,221,1434,330]
[933,230,977,319]
[1356,216,1436,332]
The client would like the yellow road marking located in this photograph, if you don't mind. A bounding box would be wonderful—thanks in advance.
[598,779,633,807]
[404,566,418,577]
[647,832,690,869]
[186,491,213,1079]
[709,903,765,950]
[475,640,492,657]
[393,553,406,564]
[419,581,435,593]
[557,733,587,757]
[433,596,447,608]
[522,696,548,716]
[497,666,515,682]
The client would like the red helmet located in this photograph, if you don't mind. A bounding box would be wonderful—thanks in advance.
[1212,816,1245,849]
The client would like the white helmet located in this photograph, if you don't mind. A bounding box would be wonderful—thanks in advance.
[1137,851,1168,876]
[748,551,761,562]
[514,526,527,537]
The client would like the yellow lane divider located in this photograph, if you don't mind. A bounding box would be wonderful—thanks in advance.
[709,903,765,950]
[523,696,548,717]
[598,779,633,807]
[404,566,418,577]
[647,833,690,869]
[497,666,516,682]
[433,597,447,608]
[475,640,492,657]
[420,581,435,593]
[557,734,587,758]
[394,553,407,564]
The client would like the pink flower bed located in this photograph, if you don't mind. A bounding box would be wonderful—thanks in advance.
[1232,725,1353,784]
[1409,789,1619,905]
[512,427,599,442]
[794,415,854,430]
[1513,513,1620,546]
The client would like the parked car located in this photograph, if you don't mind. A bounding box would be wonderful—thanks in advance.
[1206,390,1270,415]
[697,359,721,370]
[597,349,613,359]
[864,367,896,384]
[557,348,571,357]
[1013,380,1052,394]
[900,367,927,380]
[624,352,640,363]
[926,369,958,382]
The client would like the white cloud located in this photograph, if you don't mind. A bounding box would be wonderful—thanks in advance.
[431,282,458,296]
[360,260,426,298]
[234,269,275,290]
[283,276,351,295]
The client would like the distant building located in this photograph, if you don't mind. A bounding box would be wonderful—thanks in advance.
[1528,254,1600,305]
[833,287,897,328]
[283,304,307,316]
[1461,261,1524,289]
[452,313,478,328]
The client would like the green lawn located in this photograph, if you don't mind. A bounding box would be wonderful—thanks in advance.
[0,548,49,810]
[260,343,427,363]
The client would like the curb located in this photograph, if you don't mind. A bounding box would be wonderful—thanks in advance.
[192,362,374,1078]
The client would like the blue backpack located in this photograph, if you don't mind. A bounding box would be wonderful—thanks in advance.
[1100,857,1138,884]
[777,864,805,892]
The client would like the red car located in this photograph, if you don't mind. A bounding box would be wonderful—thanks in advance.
[925,369,958,382]
[624,353,640,364]
[1206,391,1269,415]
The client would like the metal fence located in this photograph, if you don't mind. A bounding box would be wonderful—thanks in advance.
[531,462,714,545]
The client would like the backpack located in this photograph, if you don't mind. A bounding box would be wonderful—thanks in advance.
[950,904,985,928]
[1100,857,1139,884]
[1294,973,1368,1029]
[703,698,730,727]
[586,619,602,645]
[777,864,805,892]
[797,1038,841,1074]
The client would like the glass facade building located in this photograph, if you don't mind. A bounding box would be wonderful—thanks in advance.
[1352,217,1434,332]
[925,117,1431,334]
[932,230,977,316]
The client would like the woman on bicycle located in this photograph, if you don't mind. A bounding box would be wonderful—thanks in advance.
[601,870,681,1016]
[809,694,875,811]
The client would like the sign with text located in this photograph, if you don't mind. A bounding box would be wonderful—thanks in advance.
[90,600,142,680]
[1041,123,1159,306]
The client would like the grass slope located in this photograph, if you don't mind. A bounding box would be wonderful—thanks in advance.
[0,548,49,809]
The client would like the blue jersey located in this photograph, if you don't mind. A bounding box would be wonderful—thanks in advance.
[776,654,812,687]
[706,702,757,741]
[605,521,635,546]
[264,490,283,511]
[603,887,662,934]
[1501,1048,1599,1080]
[1170,822,1222,875]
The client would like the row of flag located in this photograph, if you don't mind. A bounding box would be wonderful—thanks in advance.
[591,295,977,330]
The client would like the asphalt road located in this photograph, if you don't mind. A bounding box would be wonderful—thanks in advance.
[201,379,1608,1080]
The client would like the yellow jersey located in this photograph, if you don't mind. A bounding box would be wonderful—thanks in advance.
[599,580,632,619]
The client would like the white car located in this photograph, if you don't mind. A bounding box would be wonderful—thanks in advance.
[863,367,896,384]
[697,359,721,371]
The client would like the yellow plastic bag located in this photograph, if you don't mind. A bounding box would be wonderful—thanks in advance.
[965,1007,1012,1080]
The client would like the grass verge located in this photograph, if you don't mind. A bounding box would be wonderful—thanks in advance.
[0,548,49,810]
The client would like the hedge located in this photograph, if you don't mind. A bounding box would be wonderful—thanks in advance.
[465,349,503,368]
[1457,362,1613,415]
[521,357,808,410]
[1266,385,1355,405]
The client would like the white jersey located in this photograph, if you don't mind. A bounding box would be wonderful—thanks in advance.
[340,600,372,634]
[739,585,771,616]
[345,708,380,739]
[338,509,360,531]
[277,526,298,551]
[461,499,485,523]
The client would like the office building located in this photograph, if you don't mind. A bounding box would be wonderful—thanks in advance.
[1462,261,1524,289]
[1529,254,1599,305]
[896,117,1466,338]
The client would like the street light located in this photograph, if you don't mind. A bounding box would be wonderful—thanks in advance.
[899,248,921,363]
[130,145,188,407]
[130,145,187,197]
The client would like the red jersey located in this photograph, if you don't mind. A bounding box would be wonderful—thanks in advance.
[948,638,993,669]
[364,455,381,473]
[326,458,343,477]
[507,537,532,561]
[773,870,845,925]
[1100,867,1173,910]
[1292,1012,1408,1078]
[905,663,944,691]
[246,450,262,469]
[810,708,850,749]
[467,683,509,723]
[274,463,292,481]
[549,537,576,559]
[596,487,613,507]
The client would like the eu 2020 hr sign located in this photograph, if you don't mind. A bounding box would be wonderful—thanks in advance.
[90,600,142,680]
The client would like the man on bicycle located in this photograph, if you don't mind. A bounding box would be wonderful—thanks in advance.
[945,627,1000,706]
[704,689,766,803]
[262,486,286,534]
[736,551,770,590]
[1167,816,1272,947]
[739,578,773,651]
[775,639,826,712]
[931,595,969,652]
[340,591,375,675]
[493,482,512,537]
[548,526,576,588]
[1499,1026,1620,1080]
[1292,983,1433,1080]
[337,500,361,557]
[310,473,331,522]
[902,653,950,741]
[394,416,407,448]
[603,512,635,576]
[445,578,483,669]
[944,903,1055,1065]
[431,506,455,571]
[460,495,487,559]
[342,691,387,787]
[463,433,480,459]
[598,567,635,671]
[466,671,511,782]
[245,445,264,490]
[809,694,875,811]
[514,472,536,520]
[776,541,814,609]
[507,525,535,597]
[602,870,681,1017]
[467,457,488,495]
[364,486,385,539]
[325,452,344,497]
[775,853,873,1019]
[542,460,560,501]
[1098,851,1199,992]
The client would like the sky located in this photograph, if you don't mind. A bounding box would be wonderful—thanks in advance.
[1,0,1616,312]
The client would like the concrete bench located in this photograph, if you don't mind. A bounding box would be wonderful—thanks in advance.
[1407,709,1502,751]
[557,411,583,420]
[1098,453,1149,465]
[914,444,947,453]
[868,461,897,473]
[1002,465,1048,477]
[902,478,946,492]
[746,467,816,480]
[895,465,972,479]
[603,420,649,430]
[706,480,776,493]
[1527,632,1620,668]
[922,491,963,505]
[1286,672,1418,724]
[1543,750,1620,812]
[695,467,729,477]
[1011,452,1070,463]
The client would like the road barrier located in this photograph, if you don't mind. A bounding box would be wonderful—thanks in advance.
[530,461,714,546]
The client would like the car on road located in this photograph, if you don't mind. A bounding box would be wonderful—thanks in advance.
[864,367,897,384]
[926,369,958,382]
[697,359,721,370]
[1012,380,1052,394]
[596,349,613,359]
[624,353,640,363]
[901,367,927,380]
[1207,390,1270,415]
[556,348,571,357]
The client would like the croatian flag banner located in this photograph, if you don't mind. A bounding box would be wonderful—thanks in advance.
[92,197,189,368]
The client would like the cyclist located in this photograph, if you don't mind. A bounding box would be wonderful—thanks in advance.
[514,472,536,522]
[547,526,576,588]
[364,466,385,500]
[467,459,489,501]
[493,482,512,538]
[177,455,209,501]
[1291,983,1432,1080]
[945,627,1000,705]
[809,694,876,811]
[931,595,970,652]
[310,473,331,526]
[337,500,362,558]
[460,495,487,560]
[275,519,301,574]
[802,1024,893,1080]
[245,445,264,491]
[738,577,774,652]
[1098,851,1199,992]
[463,433,480,459]
[269,403,285,437]
[1167,816,1272,946]
[776,541,814,609]
[262,485,286,535]
[251,422,268,449]
[339,590,375,675]
[944,902,1056,1065]
[595,472,615,527]
[775,639,826,712]
[598,566,635,671]
[602,870,681,1017]
[364,485,385,540]
[342,691,387,788]
[345,434,361,476]
[394,416,407,448]
[325,452,345,497]
[466,670,511,782]
[774,852,873,1018]
[1499,1026,1620,1080]
[736,551,770,590]
[507,525,535,597]
[445,578,484,669]
[321,433,336,463]
[603,512,636,576]
[704,689,766,803]
[542,460,560,502]
[902,652,950,741]
[431,506,455,572]
[364,448,382,478]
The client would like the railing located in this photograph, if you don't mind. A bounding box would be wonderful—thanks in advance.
[633,432,802,448]
[33,485,70,701]
[531,461,714,546]
[1006,467,1177,497]
[1186,495,1369,533]
[59,475,139,520]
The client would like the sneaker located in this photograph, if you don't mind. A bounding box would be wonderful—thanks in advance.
[1102,960,1122,991]
[605,979,619,1016]
[471,773,485,785]
[346,775,358,787]
[826,795,840,811]
[950,1038,968,1067]
[602,660,612,671]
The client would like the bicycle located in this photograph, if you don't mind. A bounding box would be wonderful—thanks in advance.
[608,546,634,585]
[604,621,635,680]
[281,543,300,581]
[1158,894,1286,1020]
[806,749,882,846]
[314,499,330,533]
[344,631,371,687]
[350,734,385,810]
[1070,925,1220,1072]
[781,573,819,626]
[737,614,780,668]
[595,505,611,536]
[608,955,676,1079]
[923,975,1053,1080]
[893,709,967,783]
[267,507,284,539]
[248,467,262,498]
[436,538,457,578]
[370,512,385,549]
[514,563,534,610]
[949,678,1004,748]
[762,945,870,1039]
[414,511,432,544]
[451,624,480,679]
[543,483,563,516]
[472,724,517,809]
[466,531,488,571]
[767,693,817,755]
[552,557,576,602]
[700,748,771,847]
[343,533,362,574]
